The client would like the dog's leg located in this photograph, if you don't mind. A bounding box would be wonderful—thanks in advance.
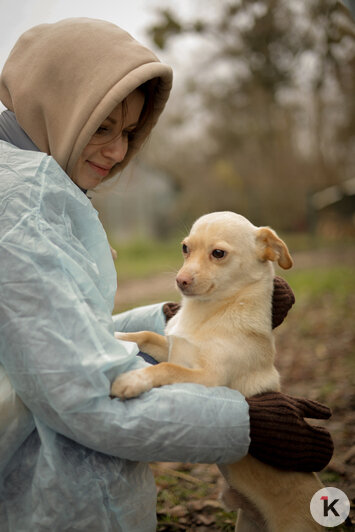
[115,331,169,362]
[111,335,218,399]
[111,362,217,399]
[235,510,267,532]
[223,457,323,532]
[222,484,267,532]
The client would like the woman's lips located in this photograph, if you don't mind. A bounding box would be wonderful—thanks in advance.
[87,161,111,178]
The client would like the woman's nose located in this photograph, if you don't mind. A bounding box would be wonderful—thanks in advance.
[101,135,128,163]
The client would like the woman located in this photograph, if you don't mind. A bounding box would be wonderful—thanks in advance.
[0,19,333,532]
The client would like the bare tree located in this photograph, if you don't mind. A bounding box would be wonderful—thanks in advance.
[146,0,355,230]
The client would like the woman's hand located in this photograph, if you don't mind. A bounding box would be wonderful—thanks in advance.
[246,391,333,471]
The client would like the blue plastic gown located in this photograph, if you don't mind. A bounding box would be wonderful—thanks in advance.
[0,141,250,532]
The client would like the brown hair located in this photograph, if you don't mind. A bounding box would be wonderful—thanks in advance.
[121,79,159,144]
[99,78,159,181]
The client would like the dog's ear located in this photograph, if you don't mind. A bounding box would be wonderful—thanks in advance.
[256,227,293,269]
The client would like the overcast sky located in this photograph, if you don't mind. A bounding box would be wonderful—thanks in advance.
[0,0,171,67]
[0,0,204,112]
[1,1,354,77]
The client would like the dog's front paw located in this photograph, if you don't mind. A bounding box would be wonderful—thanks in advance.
[114,332,137,342]
[111,369,152,399]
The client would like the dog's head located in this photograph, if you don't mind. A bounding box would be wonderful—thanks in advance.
[176,212,292,300]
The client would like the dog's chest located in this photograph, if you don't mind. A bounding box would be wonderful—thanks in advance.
[165,307,279,394]
[166,313,245,375]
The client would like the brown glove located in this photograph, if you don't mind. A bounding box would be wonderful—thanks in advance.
[272,276,295,328]
[162,302,181,322]
[163,276,295,328]
[246,392,334,471]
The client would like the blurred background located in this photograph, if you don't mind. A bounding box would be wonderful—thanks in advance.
[1,0,354,249]
[94,0,355,243]
[1,1,354,529]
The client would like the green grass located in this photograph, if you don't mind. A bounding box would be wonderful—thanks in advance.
[281,265,355,301]
[278,232,355,253]
[111,234,354,290]
[111,234,355,315]
[112,236,182,281]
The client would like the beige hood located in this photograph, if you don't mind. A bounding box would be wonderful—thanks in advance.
[0,18,172,177]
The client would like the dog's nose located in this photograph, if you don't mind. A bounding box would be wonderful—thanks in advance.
[176,273,193,290]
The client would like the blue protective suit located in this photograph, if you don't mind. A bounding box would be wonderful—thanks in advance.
[0,141,250,531]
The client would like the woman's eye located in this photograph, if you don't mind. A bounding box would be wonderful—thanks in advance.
[212,249,226,259]
[123,128,136,140]
[182,243,189,254]
[95,126,110,135]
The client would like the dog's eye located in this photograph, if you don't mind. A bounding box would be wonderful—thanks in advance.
[182,243,189,254]
[212,249,226,259]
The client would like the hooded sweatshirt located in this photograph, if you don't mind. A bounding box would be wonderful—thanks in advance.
[0,17,173,178]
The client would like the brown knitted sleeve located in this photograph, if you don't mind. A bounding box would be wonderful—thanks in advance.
[163,302,181,322]
[246,392,333,471]
[272,276,295,328]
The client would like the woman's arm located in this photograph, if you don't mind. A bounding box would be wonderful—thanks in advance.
[0,234,250,466]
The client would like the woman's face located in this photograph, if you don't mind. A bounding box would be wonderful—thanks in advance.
[73,89,145,190]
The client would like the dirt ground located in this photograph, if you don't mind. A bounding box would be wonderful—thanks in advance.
[117,246,355,531]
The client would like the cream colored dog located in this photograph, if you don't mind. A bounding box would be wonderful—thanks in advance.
[111,212,323,532]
